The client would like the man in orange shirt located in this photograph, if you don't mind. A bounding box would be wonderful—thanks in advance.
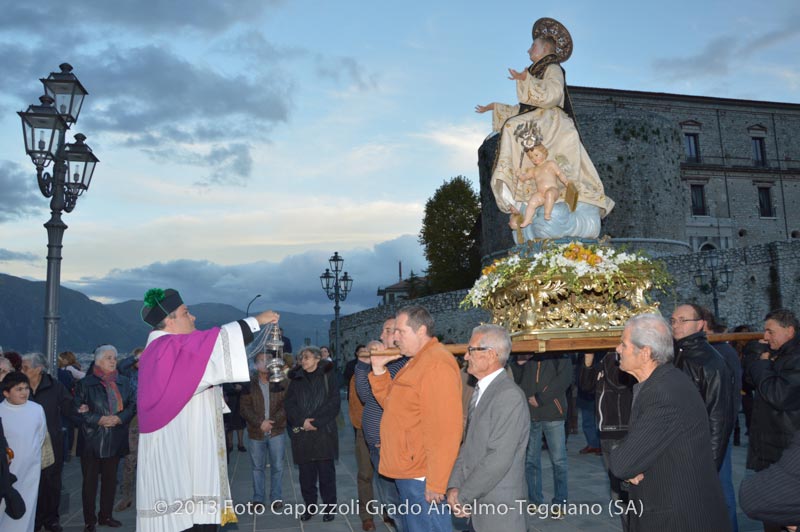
[369,305,462,532]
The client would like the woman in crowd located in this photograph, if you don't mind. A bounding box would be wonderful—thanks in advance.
[284,346,339,522]
[74,345,136,531]
[58,351,86,381]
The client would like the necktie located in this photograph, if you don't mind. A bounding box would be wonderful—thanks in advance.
[466,383,480,435]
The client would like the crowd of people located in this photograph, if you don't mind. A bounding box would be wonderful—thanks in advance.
[0,294,798,532]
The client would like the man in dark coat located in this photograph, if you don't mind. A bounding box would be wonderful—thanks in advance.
[670,303,735,470]
[21,352,79,532]
[609,313,730,532]
[740,429,800,528]
[509,351,572,511]
[746,308,800,532]
[579,350,635,530]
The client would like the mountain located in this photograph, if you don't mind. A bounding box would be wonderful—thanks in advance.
[0,273,332,354]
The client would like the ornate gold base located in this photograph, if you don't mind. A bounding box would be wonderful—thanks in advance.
[485,273,660,338]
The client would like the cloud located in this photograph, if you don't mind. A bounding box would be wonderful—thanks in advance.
[0,161,46,222]
[0,248,38,262]
[414,121,486,172]
[652,16,800,84]
[652,36,737,81]
[0,1,285,34]
[67,234,428,314]
[314,55,378,91]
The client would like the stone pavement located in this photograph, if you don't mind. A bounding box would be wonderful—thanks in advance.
[57,398,762,531]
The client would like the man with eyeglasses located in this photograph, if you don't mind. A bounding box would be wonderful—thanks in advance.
[447,325,529,532]
[669,304,735,473]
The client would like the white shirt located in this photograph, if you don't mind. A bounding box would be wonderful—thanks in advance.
[474,367,505,407]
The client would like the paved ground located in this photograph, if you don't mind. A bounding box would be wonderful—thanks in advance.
[57,396,762,531]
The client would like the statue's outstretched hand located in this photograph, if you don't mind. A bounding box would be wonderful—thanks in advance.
[474,103,494,114]
[507,68,527,81]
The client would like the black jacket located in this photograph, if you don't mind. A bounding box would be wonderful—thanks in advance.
[74,372,137,458]
[608,364,730,532]
[747,333,800,471]
[284,360,339,464]
[30,373,78,462]
[578,352,635,440]
[509,354,572,421]
[674,331,735,470]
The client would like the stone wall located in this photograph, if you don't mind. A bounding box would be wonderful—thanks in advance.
[661,240,800,328]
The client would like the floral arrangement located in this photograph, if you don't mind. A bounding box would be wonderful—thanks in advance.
[461,241,670,309]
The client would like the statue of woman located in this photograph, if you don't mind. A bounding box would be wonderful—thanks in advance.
[476,18,614,241]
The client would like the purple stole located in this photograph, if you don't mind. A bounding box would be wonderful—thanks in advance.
[137,328,221,434]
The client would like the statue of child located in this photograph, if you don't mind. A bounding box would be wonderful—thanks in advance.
[510,143,571,228]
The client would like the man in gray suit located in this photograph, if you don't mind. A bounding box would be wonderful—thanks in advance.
[446,325,529,532]
[609,314,730,532]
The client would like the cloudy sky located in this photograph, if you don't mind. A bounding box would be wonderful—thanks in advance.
[0,0,798,314]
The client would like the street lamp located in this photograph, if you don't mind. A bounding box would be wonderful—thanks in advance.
[246,294,262,317]
[694,250,732,320]
[18,63,98,375]
[320,251,353,369]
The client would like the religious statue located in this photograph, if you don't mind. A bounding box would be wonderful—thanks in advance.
[476,18,614,242]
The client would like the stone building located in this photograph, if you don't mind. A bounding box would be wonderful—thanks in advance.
[334,87,800,353]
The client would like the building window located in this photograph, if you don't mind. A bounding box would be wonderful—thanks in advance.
[752,137,767,167]
[691,184,707,216]
[758,187,775,217]
[684,133,700,163]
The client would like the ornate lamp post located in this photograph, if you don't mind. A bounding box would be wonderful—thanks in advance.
[18,64,98,374]
[246,294,261,317]
[694,250,732,320]
[320,251,353,369]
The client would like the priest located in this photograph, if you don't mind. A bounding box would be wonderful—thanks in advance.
[135,288,279,532]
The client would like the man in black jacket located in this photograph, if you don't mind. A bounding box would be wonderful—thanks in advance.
[578,350,635,526]
[510,352,572,514]
[669,304,735,471]
[747,308,800,532]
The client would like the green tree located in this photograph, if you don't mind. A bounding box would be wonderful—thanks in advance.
[419,176,482,293]
[406,269,431,300]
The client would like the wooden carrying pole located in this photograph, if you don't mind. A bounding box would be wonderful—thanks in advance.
[370,331,764,356]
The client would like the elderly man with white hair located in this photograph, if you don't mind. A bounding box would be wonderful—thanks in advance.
[21,352,78,532]
[447,324,529,532]
[608,314,730,532]
[74,345,136,531]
